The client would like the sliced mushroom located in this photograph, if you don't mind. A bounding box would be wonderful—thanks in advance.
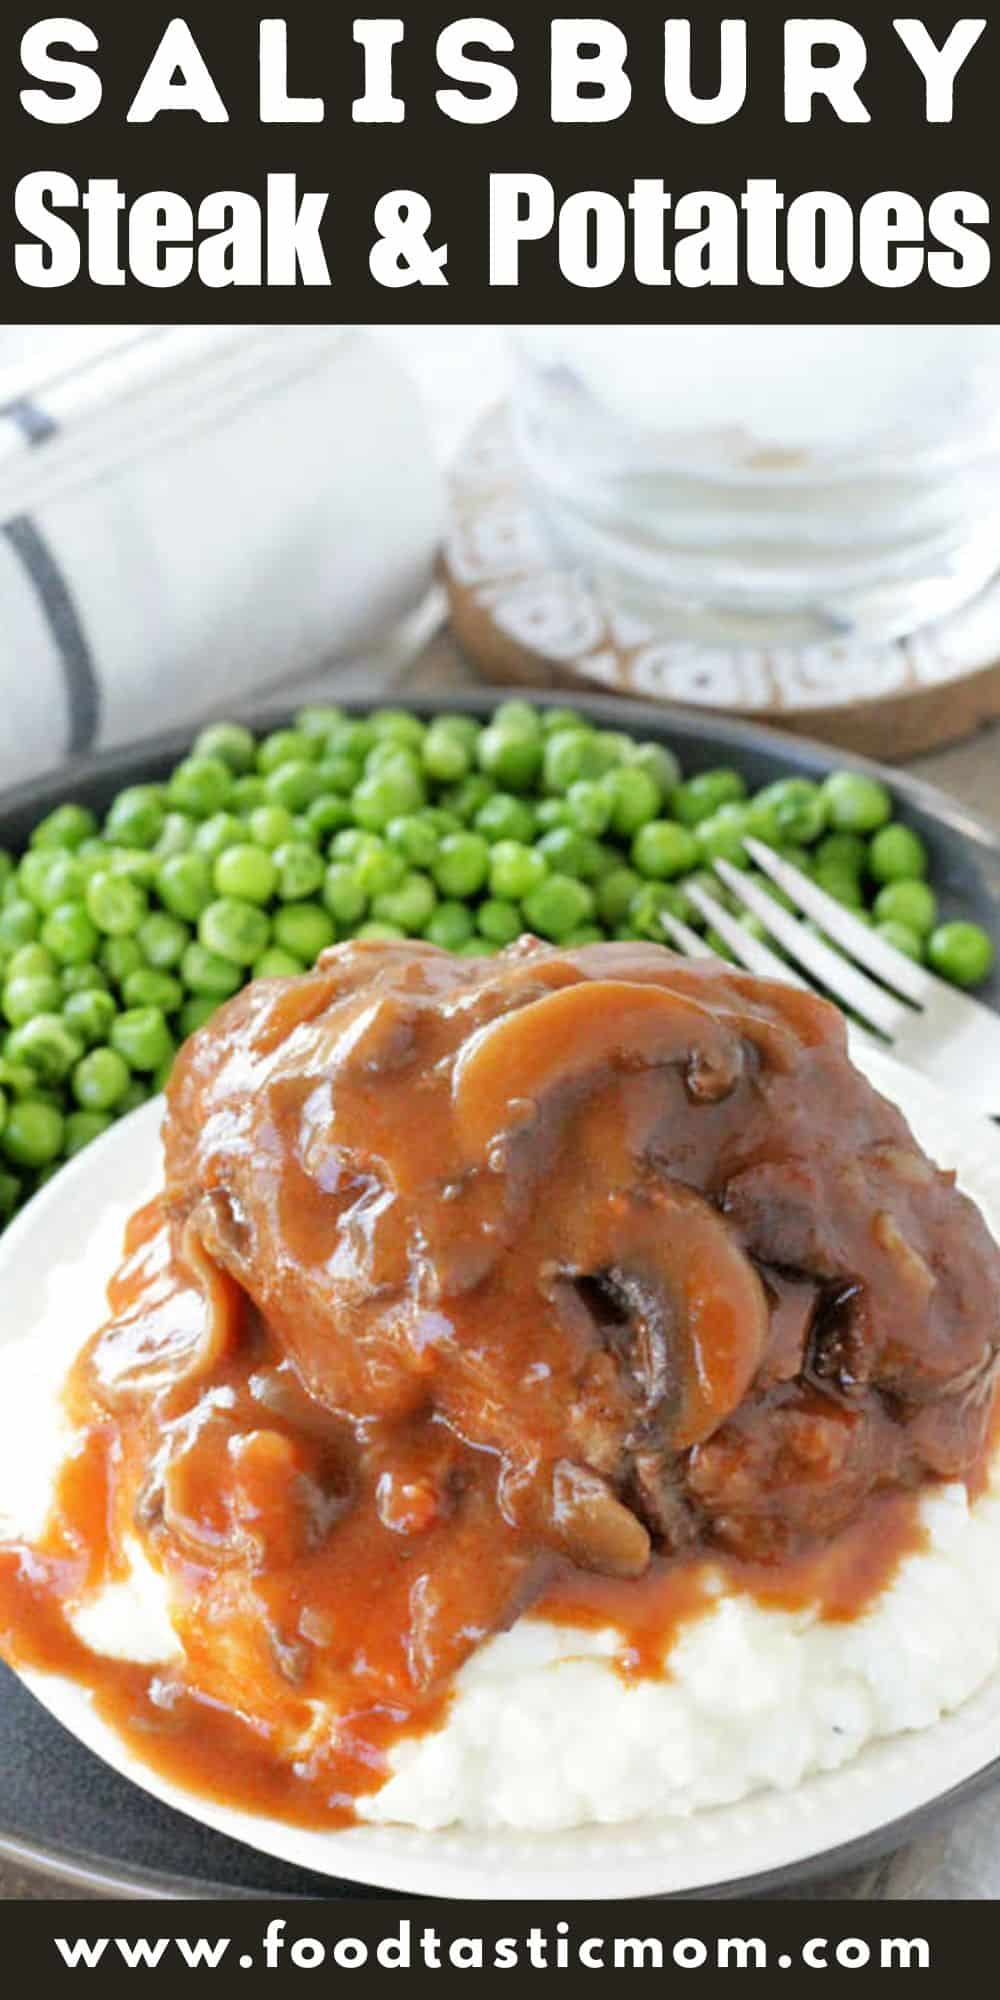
[557,1182,770,1455]
[550,1459,651,1578]
[452,980,744,1166]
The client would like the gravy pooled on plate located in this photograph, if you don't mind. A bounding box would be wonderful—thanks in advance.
[2,938,998,1825]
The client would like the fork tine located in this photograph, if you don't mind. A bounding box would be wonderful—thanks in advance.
[682,883,811,989]
[659,911,720,960]
[713,859,909,1038]
[743,837,931,1007]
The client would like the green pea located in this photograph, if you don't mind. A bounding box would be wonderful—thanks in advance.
[60,962,108,997]
[749,778,827,846]
[434,833,491,900]
[231,776,269,814]
[100,936,144,985]
[632,821,701,881]
[106,847,158,889]
[167,756,233,818]
[157,852,214,923]
[105,786,166,849]
[314,755,362,800]
[325,719,376,764]
[565,779,614,836]
[630,883,687,939]
[814,868,865,910]
[928,921,995,989]
[477,723,543,793]
[494,700,542,737]
[672,769,747,826]
[385,814,438,870]
[425,901,475,950]
[606,766,661,838]
[0,1170,21,1217]
[211,844,278,906]
[875,920,925,964]
[353,761,426,832]
[180,943,244,1000]
[7,943,55,981]
[431,712,482,754]
[872,880,937,936]
[477,899,522,946]
[1,1099,64,1167]
[63,988,117,1046]
[0,900,40,949]
[821,770,893,835]
[868,823,929,884]
[64,1109,114,1156]
[264,760,327,813]
[626,741,682,801]
[522,874,596,941]
[85,870,147,937]
[441,774,495,823]
[372,871,437,934]
[154,811,197,859]
[138,913,191,970]
[596,866,642,927]
[543,730,615,794]
[193,721,257,773]
[3,973,63,1026]
[272,903,335,963]
[110,1007,175,1073]
[199,899,270,968]
[535,827,593,880]
[322,864,367,929]
[40,902,100,966]
[193,813,247,863]
[696,805,753,870]
[252,947,306,981]
[122,968,183,1013]
[242,806,292,855]
[488,841,548,902]
[422,724,471,784]
[30,803,98,852]
[349,840,403,900]
[256,728,319,774]
[541,706,588,737]
[371,708,426,750]
[474,793,538,846]
[269,840,324,902]
[179,996,218,1038]
[6,1014,84,1082]
[290,703,343,740]
[355,920,406,942]
[303,796,352,842]
[26,852,86,912]
[815,832,867,877]
[330,828,368,863]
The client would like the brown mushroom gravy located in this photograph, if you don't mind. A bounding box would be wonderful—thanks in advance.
[1,937,998,1829]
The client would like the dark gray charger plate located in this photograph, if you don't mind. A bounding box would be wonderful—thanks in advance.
[1,689,998,1902]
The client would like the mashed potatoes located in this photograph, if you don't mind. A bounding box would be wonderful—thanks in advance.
[2,1044,999,1834]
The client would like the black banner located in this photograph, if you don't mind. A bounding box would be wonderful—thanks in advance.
[1,0,996,319]
[6,1896,974,1980]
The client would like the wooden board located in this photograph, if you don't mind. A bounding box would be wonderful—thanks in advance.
[442,408,1000,763]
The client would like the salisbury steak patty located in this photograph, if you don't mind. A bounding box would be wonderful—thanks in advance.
[164,936,1000,1571]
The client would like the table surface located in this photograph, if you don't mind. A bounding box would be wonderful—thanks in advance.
[3,638,998,1902]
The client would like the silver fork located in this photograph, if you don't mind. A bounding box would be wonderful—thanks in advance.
[661,836,1000,1115]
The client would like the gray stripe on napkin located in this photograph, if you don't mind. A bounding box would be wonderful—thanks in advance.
[2,516,100,755]
[1,399,57,447]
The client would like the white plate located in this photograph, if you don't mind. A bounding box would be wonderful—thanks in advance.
[1,1044,999,1899]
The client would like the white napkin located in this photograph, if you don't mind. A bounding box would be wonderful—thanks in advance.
[0,326,443,789]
